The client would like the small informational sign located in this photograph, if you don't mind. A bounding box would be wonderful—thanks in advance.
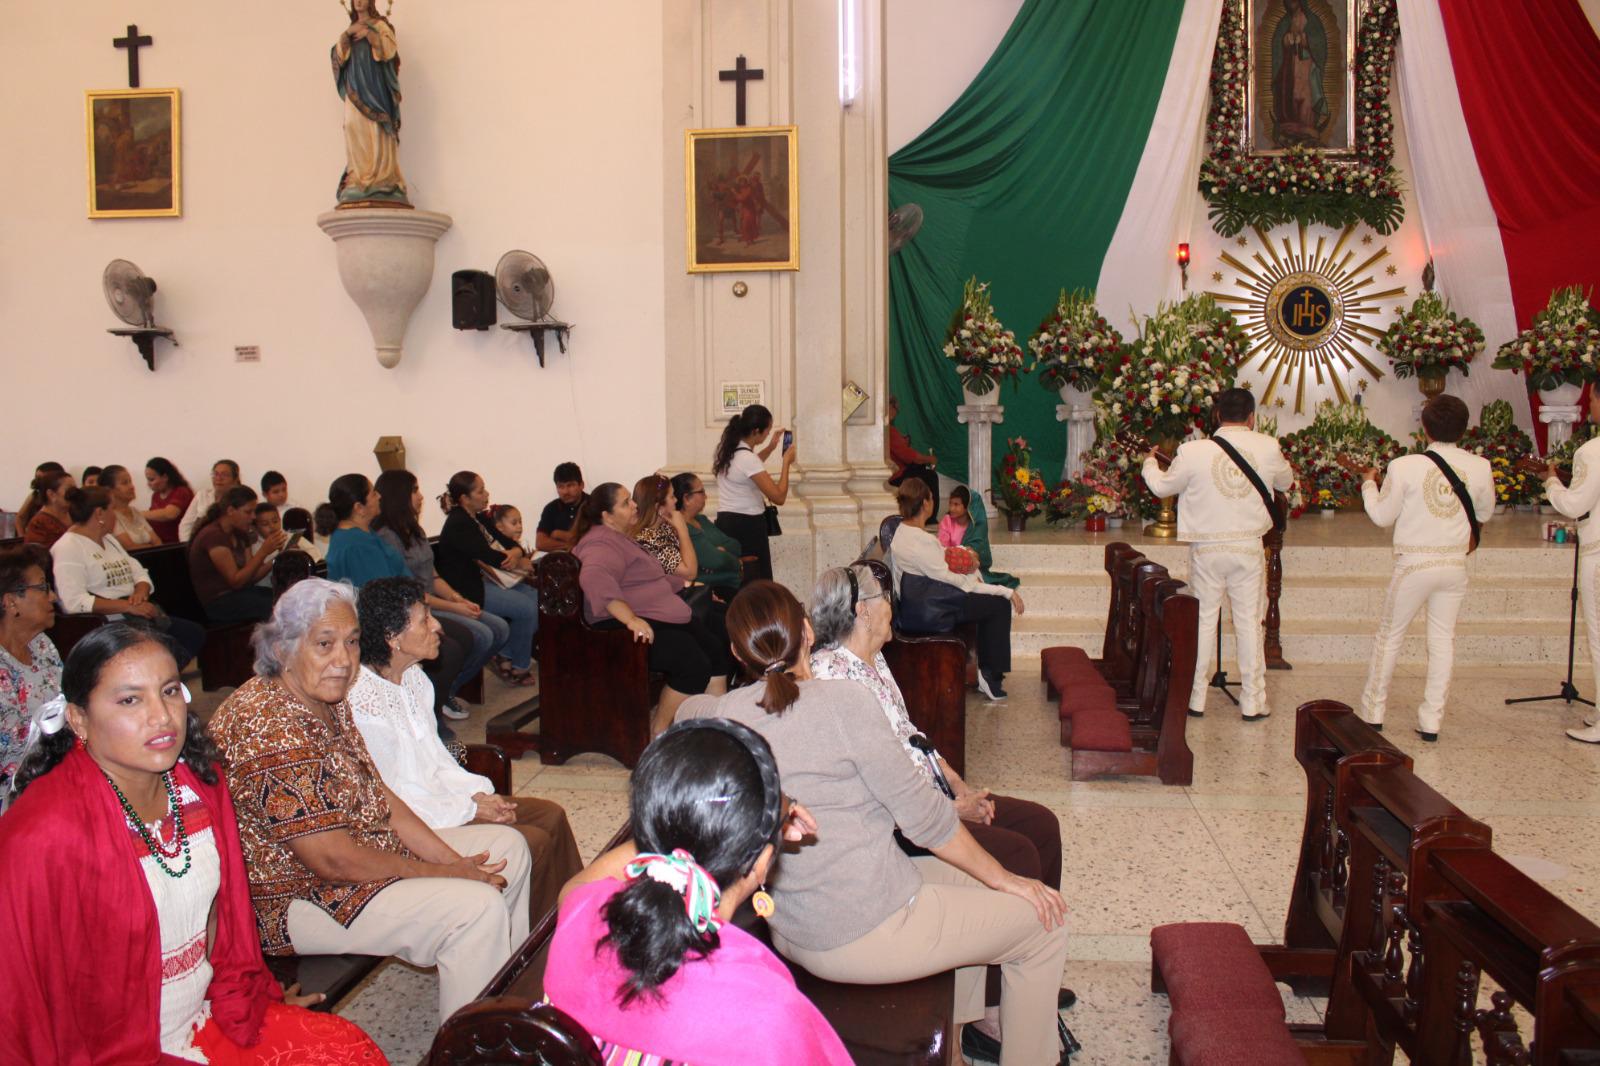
[720,380,765,417]
[234,345,261,363]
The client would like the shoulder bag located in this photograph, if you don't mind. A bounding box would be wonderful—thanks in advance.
[1421,450,1481,554]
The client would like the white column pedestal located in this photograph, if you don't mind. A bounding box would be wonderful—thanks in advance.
[957,402,1005,507]
[316,207,453,368]
[1056,396,1096,481]
[1541,405,1583,450]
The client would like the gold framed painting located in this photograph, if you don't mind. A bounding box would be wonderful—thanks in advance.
[86,88,181,218]
[1246,0,1357,155]
[685,125,797,273]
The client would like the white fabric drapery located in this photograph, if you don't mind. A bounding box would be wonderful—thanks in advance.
[1394,0,1532,430]
[1094,0,1225,338]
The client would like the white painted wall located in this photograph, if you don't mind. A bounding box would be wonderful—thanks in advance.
[885,0,1023,154]
[0,2,665,530]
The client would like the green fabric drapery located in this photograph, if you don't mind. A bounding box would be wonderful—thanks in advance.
[888,0,1185,489]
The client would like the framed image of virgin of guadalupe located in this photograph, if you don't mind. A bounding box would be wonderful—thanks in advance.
[86,89,181,218]
[1246,0,1356,154]
[685,126,798,273]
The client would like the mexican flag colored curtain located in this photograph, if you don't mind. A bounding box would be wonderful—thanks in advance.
[887,0,1194,483]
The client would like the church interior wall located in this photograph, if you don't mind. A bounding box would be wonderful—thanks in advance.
[0,1,667,530]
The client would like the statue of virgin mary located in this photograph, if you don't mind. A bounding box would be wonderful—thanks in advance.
[331,0,410,207]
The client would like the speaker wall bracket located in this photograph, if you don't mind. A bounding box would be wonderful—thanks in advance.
[499,321,573,367]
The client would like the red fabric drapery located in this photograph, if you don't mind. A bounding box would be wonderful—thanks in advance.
[1439,0,1600,448]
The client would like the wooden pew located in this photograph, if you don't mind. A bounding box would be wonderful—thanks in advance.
[1068,579,1198,786]
[1154,701,1600,1064]
[862,557,967,777]
[429,823,957,1066]
[132,541,256,690]
[489,552,663,768]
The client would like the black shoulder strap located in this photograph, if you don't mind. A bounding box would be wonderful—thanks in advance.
[1421,449,1481,553]
[1211,433,1285,533]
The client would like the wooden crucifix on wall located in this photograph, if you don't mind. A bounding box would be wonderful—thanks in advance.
[113,24,155,88]
[718,55,764,127]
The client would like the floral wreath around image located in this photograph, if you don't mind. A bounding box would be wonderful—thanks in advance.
[1199,0,1403,237]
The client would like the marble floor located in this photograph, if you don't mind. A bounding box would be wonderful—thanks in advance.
[215,656,1600,1065]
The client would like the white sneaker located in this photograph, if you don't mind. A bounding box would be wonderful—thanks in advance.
[1584,713,1598,728]
[1567,722,1600,745]
[976,672,1006,703]
[441,697,471,721]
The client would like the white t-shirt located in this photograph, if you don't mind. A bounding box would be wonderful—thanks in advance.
[716,446,770,516]
[178,485,217,542]
[50,531,153,614]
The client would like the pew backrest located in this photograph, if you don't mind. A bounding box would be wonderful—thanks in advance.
[1098,543,1142,669]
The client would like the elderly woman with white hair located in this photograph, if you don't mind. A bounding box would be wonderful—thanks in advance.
[809,562,1070,1060]
[208,578,533,1025]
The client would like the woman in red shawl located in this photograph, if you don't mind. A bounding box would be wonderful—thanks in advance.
[0,624,385,1064]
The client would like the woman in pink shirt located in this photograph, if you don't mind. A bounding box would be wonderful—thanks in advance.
[546,718,849,1066]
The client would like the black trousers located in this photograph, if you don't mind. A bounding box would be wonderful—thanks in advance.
[714,511,771,582]
[594,616,727,694]
[959,591,1012,677]
[420,625,467,734]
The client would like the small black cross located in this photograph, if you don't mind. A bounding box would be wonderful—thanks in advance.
[113,24,154,88]
[718,55,764,127]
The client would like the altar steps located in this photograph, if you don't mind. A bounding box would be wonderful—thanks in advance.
[988,515,1581,666]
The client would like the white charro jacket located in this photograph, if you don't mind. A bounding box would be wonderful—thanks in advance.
[1362,443,1494,556]
[1140,425,1294,543]
[1543,435,1600,547]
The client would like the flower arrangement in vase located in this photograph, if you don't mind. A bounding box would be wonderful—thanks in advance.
[1097,294,1242,446]
[1279,401,1403,511]
[1378,290,1485,396]
[994,437,1049,529]
[1028,289,1121,399]
[1459,400,1536,511]
[1490,286,1600,395]
[943,277,1028,399]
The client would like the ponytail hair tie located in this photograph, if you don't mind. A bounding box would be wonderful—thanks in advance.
[763,661,786,675]
[625,848,723,938]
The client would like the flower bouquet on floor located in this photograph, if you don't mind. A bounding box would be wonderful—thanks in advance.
[994,436,1050,530]
[1378,290,1485,389]
[1460,400,1536,510]
[1279,401,1404,511]
[1028,289,1121,397]
[943,277,1029,399]
[1490,286,1600,392]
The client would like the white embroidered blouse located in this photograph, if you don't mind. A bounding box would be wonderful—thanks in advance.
[347,664,492,828]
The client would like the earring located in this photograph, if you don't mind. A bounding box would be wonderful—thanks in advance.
[752,884,775,919]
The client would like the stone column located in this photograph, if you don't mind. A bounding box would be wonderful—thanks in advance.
[1541,403,1584,450]
[957,403,1006,508]
[1056,385,1096,480]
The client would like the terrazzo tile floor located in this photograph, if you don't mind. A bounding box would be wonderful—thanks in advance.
[197,657,1600,1064]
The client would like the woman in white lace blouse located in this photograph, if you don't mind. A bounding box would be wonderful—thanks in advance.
[348,576,582,923]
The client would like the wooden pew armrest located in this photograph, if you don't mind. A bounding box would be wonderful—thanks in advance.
[464,743,512,795]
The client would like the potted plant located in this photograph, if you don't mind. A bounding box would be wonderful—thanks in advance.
[943,277,1028,403]
[994,437,1049,531]
[1029,289,1120,406]
[1490,286,1600,405]
[1378,290,1485,399]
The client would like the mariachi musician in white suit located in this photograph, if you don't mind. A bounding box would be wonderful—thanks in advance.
[1349,395,1493,743]
[1142,388,1294,722]
[1533,388,1600,746]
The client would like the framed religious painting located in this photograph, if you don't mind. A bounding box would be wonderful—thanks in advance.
[1246,0,1357,155]
[685,125,798,273]
[86,88,182,218]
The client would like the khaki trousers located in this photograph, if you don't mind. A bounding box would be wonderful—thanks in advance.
[286,823,531,1024]
[1187,541,1267,718]
[1360,555,1468,734]
[478,794,583,926]
[772,858,1070,1066]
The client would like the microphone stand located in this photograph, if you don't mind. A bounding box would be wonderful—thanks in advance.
[1505,529,1594,710]
[1209,623,1240,706]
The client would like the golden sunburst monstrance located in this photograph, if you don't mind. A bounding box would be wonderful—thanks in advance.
[1205,222,1407,413]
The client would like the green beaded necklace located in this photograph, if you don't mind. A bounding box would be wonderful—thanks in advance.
[104,768,191,879]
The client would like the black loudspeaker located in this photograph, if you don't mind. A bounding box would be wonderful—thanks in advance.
[452,269,497,330]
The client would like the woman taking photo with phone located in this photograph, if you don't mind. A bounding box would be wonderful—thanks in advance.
[711,404,795,582]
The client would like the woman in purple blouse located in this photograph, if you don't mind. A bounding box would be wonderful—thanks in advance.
[571,483,729,735]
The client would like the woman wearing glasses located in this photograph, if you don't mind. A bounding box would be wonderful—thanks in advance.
[671,472,745,594]
[0,546,59,794]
